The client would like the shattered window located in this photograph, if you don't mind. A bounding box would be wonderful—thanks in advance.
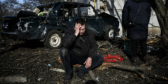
[34,4,54,16]
[59,4,78,17]
[60,8,69,17]
[80,7,88,16]
[79,5,95,17]
[88,6,95,16]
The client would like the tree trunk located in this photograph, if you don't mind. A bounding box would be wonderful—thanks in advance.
[149,0,168,55]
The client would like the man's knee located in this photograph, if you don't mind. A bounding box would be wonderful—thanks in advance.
[97,55,104,63]
[60,47,69,57]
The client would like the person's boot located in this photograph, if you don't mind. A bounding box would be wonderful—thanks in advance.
[141,56,146,63]
[63,73,73,81]
[74,68,85,80]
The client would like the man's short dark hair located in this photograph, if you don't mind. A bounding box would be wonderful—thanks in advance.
[74,18,85,26]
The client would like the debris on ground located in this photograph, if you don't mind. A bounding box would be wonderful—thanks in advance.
[0,37,167,84]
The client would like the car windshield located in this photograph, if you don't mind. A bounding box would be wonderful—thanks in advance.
[79,5,95,17]
[58,3,78,17]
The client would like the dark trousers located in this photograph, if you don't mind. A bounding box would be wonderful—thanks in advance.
[131,40,147,57]
[60,47,104,75]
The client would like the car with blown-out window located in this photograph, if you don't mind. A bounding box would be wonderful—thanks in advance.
[1,2,119,49]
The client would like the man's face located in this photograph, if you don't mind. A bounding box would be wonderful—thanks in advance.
[79,24,85,35]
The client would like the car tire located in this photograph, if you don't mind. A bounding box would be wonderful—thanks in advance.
[44,31,63,49]
[104,28,115,41]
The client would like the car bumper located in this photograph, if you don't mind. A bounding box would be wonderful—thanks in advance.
[1,31,30,40]
[1,32,18,39]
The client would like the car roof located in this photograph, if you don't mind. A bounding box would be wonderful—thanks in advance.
[36,2,91,8]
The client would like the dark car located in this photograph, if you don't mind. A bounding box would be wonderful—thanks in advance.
[1,2,119,49]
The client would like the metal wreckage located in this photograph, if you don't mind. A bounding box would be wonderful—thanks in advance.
[1,2,119,49]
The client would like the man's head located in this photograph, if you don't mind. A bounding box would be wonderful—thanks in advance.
[74,18,86,35]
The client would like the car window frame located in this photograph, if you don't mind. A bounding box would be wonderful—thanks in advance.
[78,4,98,17]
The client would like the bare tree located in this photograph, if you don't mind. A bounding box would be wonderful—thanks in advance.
[0,0,21,15]
[32,0,72,5]
[21,0,39,11]
[149,0,168,55]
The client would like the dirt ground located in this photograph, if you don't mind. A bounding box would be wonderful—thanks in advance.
[0,37,168,84]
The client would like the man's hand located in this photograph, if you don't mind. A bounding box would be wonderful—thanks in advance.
[84,57,92,68]
[74,23,81,36]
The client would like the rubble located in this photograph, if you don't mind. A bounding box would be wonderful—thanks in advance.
[0,76,27,83]
[0,38,167,84]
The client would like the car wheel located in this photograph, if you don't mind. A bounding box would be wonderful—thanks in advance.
[44,31,63,49]
[104,28,115,41]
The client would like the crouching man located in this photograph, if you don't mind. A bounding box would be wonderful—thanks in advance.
[60,18,104,81]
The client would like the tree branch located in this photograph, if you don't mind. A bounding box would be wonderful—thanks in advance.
[166,0,168,15]
[154,0,166,17]
[149,0,168,37]
[149,0,166,17]
[98,63,152,71]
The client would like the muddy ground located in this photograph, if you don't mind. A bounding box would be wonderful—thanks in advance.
[0,37,168,84]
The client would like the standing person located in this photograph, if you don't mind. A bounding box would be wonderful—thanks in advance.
[122,0,151,63]
[60,18,104,81]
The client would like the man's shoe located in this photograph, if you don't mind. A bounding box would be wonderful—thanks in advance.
[74,68,85,80]
[141,56,146,63]
[63,73,73,81]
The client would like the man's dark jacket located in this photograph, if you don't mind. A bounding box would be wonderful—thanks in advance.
[62,28,98,58]
[122,0,151,40]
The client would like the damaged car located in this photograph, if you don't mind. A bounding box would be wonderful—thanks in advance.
[1,2,119,49]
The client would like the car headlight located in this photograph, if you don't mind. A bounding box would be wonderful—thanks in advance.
[3,23,8,28]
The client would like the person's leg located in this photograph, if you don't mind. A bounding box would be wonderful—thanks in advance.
[60,47,73,74]
[77,55,104,75]
[60,47,76,80]
[131,40,138,63]
[139,39,147,63]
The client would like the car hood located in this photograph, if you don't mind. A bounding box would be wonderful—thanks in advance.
[3,11,38,19]
[3,15,17,18]
[17,11,38,18]
[98,12,118,20]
